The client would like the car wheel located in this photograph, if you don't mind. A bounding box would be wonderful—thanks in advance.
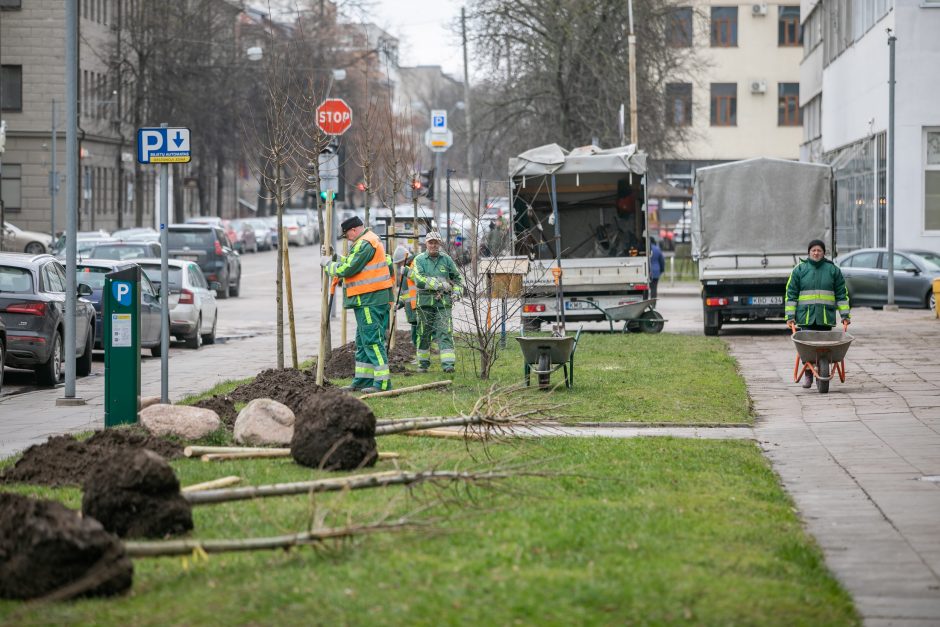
[0,338,5,394]
[25,241,46,254]
[230,273,241,297]
[36,330,64,386]
[927,290,936,312]
[216,271,230,299]
[76,327,93,376]
[186,315,203,349]
[202,312,217,345]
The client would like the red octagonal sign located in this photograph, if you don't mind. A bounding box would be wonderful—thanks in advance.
[316,98,353,135]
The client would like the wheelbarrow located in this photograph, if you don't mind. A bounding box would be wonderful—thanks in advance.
[790,321,854,394]
[516,327,582,390]
[569,298,665,334]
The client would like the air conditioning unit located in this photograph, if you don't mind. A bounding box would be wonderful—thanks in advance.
[752,3,768,16]
[750,80,768,94]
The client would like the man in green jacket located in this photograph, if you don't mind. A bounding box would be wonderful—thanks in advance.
[321,217,395,392]
[785,239,851,387]
[411,230,463,373]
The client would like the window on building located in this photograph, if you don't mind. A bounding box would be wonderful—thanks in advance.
[666,83,693,127]
[1,65,22,112]
[778,83,801,126]
[0,0,23,10]
[779,6,802,46]
[710,83,736,126]
[803,5,822,57]
[926,130,940,231]
[667,7,693,47]
[0,164,21,213]
[711,7,738,47]
[802,95,821,143]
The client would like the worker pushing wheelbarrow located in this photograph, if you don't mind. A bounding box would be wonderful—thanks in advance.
[785,238,853,394]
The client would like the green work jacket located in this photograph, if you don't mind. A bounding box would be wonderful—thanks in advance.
[410,251,463,308]
[325,229,392,309]
[785,257,850,327]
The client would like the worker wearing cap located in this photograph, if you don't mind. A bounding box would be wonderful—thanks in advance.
[392,245,418,347]
[410,230,462,373]
[321,216,395,392]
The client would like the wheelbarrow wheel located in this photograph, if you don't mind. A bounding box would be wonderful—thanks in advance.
[638,310,665,333]
[537,352,551,389]
[816,357,830,394]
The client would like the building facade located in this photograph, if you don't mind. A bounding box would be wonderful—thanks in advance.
[800,0,940,252]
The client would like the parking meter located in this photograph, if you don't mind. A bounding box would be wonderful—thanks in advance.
[104,265,141,427]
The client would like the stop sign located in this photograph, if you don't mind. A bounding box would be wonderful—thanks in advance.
[316,98,353,135]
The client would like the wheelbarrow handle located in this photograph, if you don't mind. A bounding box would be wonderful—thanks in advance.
[787,320,797,335]
[842,319,850,332]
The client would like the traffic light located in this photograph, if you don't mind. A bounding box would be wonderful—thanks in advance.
[411,176,423,192]
[419,168,435,201]
[320,190,336,201]
[356,182,367,192]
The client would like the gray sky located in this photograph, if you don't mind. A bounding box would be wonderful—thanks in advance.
[366,0,466,79]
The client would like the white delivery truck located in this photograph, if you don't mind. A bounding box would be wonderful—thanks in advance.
[509,144,650,330]
[691,158,834,336]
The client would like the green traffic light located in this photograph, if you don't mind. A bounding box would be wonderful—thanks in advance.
[319,190,336,201]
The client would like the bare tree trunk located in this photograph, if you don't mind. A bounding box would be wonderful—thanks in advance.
[275,163,284,369]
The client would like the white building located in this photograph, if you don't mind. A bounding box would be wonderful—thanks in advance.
[800,0,940,252]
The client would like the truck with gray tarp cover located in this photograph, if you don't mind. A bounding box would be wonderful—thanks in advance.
[691,158,833,335]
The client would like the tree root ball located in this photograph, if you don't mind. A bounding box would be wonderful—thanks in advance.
[0,493,133,600]
[82,448,193,539]
[290,389,378,471]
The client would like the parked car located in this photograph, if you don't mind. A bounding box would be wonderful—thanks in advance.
[260,216,280,248]
[111,227,159,242]
[280,214,309,247]
[75,259,164,355]
[52,230,112,259]
[136,258,218,349]
[88,241,162,261]
[166,224,241,298]
[229,219,259,253]
[835,248,940,310]
[0,316,6,394]
[1,222,54,254]
[285,208,318,244]
[242,218,274,251]
[0,253,96,385]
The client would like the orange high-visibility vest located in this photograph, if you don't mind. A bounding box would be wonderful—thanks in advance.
[345,230,395,296]
[407,277,417,310]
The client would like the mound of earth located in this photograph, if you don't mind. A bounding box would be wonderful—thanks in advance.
[229,368,327,415]
[290,389,378,471]
[192,395,238,427]
[82,448,193,539]
[323,330,415,380]
[0,429,182,487]
[0,493,133,600]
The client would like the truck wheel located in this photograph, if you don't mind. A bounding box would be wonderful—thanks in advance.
[704,325,720,336]
[816,357,830,394]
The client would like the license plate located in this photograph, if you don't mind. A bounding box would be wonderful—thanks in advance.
[565,301,593,310]
[749,296,783,305]
[177,255,199,262]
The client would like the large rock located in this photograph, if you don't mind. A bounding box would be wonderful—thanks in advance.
[234,398,295,446]
[140,404,220,440]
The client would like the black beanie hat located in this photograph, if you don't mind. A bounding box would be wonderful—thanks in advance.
[340,216,363,233]
[807,239,826,254]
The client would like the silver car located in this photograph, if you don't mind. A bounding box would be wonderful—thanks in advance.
[1,222,53,254]
[835,248,940,311]
[137,258,219,349]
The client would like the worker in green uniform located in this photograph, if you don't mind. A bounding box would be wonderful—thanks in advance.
[392,245,418,347]
[411,230,462,373]
[785,238,851,388]
[321,216,395,392]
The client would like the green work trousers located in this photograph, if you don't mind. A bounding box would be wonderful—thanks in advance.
[352,304,391,390]
[416,306,455,369]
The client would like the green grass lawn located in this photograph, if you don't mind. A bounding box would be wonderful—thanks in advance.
[366,332,751,425]
[0,436,857,625]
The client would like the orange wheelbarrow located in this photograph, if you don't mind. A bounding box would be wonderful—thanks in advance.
[790,320,853,394]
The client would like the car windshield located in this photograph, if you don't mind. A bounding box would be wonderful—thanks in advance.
[168,230,215,248]
[89,244,152,260]
[0,266,33,293]
[76,265,113,289]
[140,265,183,291]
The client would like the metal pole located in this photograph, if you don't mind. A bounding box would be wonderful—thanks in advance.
[60,0,81,403]
[550,174,565,334]
[461,7,475,200]
[51,100,58,242]
[627,0,638,146]
[159,122,170,403]
[434,152,443,229]
[446,169,453,246]
[886,31,896,308]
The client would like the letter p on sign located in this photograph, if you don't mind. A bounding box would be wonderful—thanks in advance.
[113,281,132,307]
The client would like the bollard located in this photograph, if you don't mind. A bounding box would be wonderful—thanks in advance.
[933,277,940,319]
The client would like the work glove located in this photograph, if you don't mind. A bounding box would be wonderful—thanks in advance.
[439,281,452,293]
[320,245,327,255]
[319,255,332,268]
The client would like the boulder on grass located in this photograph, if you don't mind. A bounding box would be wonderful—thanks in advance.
[139,395,161,410]
[0,493,133,599]
[234,398,295,446]
[140,404,220,440]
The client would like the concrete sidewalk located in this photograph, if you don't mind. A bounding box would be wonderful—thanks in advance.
[725,307,940,626]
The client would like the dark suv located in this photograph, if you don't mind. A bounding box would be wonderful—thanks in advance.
[0,253,96,385]
[166,225,241,298]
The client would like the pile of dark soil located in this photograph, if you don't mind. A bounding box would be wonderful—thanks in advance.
[82,449,192,539]
[323,330,416,380]
[0,493,133,600]
[290,389,378,471]
[192,394,238,427]
[229,367,327,415]
[0,429,182,487]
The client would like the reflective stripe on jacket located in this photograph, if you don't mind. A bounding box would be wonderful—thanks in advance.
[785,257,850,327]
[341,230,395,297]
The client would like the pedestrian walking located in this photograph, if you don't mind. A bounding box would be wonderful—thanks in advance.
[785,238,851,388]
[411,230,463,373]
[649,238,666,298]
[321,216,395,392]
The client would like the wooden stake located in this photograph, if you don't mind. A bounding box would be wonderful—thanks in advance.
[181,476,242,492]
[184,445,289,458]
[199,451,401,462]
[402,429,486,440]
[283,227,298,369]
[316,194,334,386]
[341,239,348,346]
[360,380,451,399]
